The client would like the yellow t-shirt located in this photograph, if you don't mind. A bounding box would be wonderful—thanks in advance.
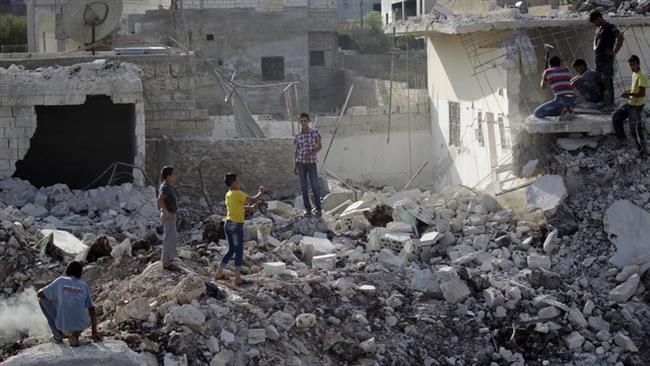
[629,70,648,107]
[225,190,248,224]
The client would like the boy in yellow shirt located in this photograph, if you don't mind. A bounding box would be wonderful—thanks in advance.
[613,54,648,156]
[214,173,266,285]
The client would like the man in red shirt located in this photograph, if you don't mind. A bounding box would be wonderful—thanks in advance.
[534,56,576,121]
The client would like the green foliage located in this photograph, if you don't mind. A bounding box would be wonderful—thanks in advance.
[343,11,392,54]
[0,15,27,46]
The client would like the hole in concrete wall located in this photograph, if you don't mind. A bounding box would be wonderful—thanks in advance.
[13,95,136,190]
[206,34,214,41]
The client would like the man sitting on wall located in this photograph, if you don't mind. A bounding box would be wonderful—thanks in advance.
[571,58,602,106]
[534,56,576,121]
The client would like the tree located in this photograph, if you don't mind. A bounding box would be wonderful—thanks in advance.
[0,15,27,47]
[343,11,392,54]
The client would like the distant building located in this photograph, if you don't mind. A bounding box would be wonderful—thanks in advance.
[337,0,381,21]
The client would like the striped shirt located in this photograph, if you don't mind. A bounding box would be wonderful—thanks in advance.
[543,66,575,97]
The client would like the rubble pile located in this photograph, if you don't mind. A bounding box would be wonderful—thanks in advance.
[394,0,650,31]
[0,178,159,239]
[2,138,650,365]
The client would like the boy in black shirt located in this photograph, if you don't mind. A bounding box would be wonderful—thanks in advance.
[589,10,625,111]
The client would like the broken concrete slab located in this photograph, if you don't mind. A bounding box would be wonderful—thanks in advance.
[609,273,640,303]
[526,175,567,212]
[377,248,405,271]
[521,159,539,177]
[604,200,650,267]
[383,189,422,208]
[39,229,87,257]
[556,137,599,151]
[2,340,147,366]
[311,254,336,271]
[321,191,354,212]
[300,236,335,263]
[263,262,287,276]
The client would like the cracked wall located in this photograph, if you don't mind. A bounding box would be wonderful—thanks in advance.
[0,61,145,185]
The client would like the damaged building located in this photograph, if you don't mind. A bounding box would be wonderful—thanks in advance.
[389,1,650,192]
[2,0,650,365]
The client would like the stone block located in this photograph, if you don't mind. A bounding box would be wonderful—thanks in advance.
[527,253,551,270]
[483,287,505,309]
[312,253,336,271]
[263,262,286,276]
[300,236,335,263]
[440,277,471,304]
[527,175,567,212]
[0,107,12,117]
[43,95,68,105]
[609,273,640,303]
[248,328,266,345]
[0,117,13,127]
[378,248,405,271]
[613,333,639,352]
[564,331,585,350]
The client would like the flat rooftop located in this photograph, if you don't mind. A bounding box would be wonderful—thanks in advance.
[392,15,650,35]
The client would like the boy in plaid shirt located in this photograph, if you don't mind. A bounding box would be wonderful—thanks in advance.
[294,113,322,216]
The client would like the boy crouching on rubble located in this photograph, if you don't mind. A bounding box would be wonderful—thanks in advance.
[214,173,266,285]
[38,261,101,346]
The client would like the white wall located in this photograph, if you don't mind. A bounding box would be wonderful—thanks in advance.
[426,32,513,192]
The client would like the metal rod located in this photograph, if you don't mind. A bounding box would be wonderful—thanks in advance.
[401,160,429,191]
[387,27,396,144]
[321,85,354,171]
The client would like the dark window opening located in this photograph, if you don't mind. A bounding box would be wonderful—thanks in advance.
[13,95,136,189]
[206,34,214,41]
[498,116,509,150]
[310,51,325,66]
[261,57,284,81]
[475,111,485,147]
[449,101,461,147]
[373,4,381,12]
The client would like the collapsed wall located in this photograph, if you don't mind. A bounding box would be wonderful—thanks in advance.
[0,61,145,187]
[146,138,300,200]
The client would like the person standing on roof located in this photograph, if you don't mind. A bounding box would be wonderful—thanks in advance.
[589,9,625,112]
[534,56,576,120]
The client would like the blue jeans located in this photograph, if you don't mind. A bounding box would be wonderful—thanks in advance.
[297,162,321,212]
[613,104,647,152]
[534,95,576,118]
[574,82,602,103]
[219,220,244,270]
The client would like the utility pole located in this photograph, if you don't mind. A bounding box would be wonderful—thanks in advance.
[360,0,363,29]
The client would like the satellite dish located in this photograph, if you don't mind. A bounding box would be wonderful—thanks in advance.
[62,0,123,46]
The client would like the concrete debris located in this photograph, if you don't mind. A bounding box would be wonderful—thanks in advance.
[526,175,567,212]
[2,340,147,366]
[2,137,650,365]
[556,137,599,151]
[521,159,539,177]
[604,199,650,267]
[609,273,640,303]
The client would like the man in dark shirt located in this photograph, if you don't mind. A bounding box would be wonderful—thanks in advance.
[589,10,624,111]
[158,166,179,270]
[571,58,602,105]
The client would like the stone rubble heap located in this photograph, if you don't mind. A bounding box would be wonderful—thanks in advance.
[2,138,650,365]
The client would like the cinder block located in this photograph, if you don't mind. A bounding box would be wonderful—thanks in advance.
[311,253,336,271]
[0,107,12,117]
[0,118,13,128]
[263,262,286,276]
[15,117,35,128]
[3,128,17,138]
